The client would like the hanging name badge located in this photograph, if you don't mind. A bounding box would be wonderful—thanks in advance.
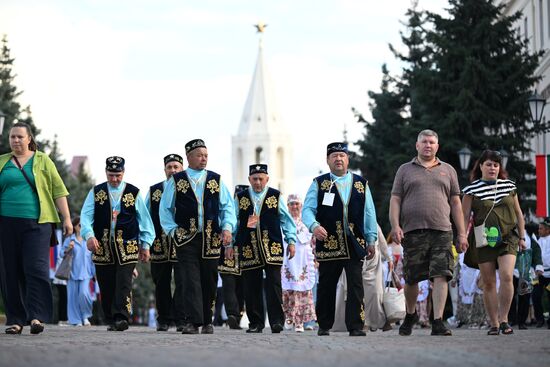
[322,193,335,206]
[247,215,259,228]
[112,209,119,221]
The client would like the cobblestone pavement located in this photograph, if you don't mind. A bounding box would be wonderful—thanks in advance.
[0,325,548,367]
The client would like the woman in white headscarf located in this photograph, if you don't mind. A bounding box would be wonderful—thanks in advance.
[281,194,317,332]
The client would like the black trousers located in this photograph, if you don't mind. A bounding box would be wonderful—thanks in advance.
[0,216,53,326]
[508,277,530,325]
[533,275,550,323]
[54,283,68,322]
[95,261,135,324]
[316,258,364,332]
[242,264,283,330]
[221,273,245,318]
[175,235,218,326]
[150,261,186,325]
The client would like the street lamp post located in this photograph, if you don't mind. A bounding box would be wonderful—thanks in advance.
[457,147,472,186]
[0,110,6,136]
[528,92,546,124]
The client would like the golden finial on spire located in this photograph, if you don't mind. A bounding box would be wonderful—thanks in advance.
[254,22,267,33]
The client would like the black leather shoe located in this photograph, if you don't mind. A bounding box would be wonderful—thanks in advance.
[349,329,366,336]
[201,324,214,334]
[227,315,242,330]
[246,325,263,333]
[518,323,528,330]
[271,323,283,333]
[317,328,330,336]
[181,323,199,334]
[107,325,116,331]
[536,320,545,328]
[176,324,184,332]
[399,312,419,336]
[157,323,169,332]
[114,320,129,331]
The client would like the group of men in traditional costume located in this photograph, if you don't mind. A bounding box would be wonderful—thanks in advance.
[80,138,395,336]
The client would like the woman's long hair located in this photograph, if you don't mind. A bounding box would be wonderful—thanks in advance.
[11,122,38,151]
[469,150,508,182]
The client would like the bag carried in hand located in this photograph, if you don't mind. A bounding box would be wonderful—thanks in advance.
[383,270,406,323]
[55,247,73,281]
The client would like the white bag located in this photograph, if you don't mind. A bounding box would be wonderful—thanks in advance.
[382,271,406,323]
[473,223,488,248]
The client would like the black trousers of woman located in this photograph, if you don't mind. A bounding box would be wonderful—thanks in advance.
[242,264,284,330]
[95,260,136,325]
[0,216,53,326]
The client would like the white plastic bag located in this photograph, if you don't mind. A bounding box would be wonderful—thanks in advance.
[382,271,405,323]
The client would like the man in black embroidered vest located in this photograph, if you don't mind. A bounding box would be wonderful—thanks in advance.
[81,156,155,331]
[159,139,236,335]
[217,184,248,330]
[302,142,377,337]
[146,154,186,331]
[234,164,297,334]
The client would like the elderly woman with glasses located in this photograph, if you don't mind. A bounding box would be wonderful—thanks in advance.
[461,150,526,335]
[281,194,317,332]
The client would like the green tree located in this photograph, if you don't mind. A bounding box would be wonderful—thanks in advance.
[353,0,545,231]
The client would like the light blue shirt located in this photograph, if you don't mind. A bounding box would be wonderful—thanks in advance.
[302,171,378,245]
[234,187,297,245]
[159,168,236,236]
[80,182,156,250]
[61,234,95,280]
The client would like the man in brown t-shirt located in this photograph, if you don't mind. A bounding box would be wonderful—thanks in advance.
[389,129,467,336]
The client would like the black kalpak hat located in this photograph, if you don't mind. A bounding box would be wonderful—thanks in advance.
[164,153,183,166]
[185,139,206,154]
[105,156,125,172]
[542,217,550,227]
[326,142,348,156]
[249,164,268,176]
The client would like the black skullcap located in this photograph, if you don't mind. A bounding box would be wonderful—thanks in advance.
[164,153,183,166]
[326,142,348,156]
[105,156,125,172]
[185,139,206,154]
[249,164,268,176]
[234,184,249,196]
[542,217,550,227]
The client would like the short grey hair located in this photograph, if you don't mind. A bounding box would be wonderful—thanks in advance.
[417,129,439,142]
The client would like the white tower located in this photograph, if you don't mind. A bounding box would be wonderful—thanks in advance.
[232,24,293,194]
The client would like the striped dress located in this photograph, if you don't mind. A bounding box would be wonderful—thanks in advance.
[463,179,520,265]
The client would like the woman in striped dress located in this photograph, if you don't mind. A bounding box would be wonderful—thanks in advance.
[461,150,526,335]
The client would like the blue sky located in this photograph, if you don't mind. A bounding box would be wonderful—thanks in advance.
[0,0,446,197]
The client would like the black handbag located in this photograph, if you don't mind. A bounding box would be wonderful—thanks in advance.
[55,247,73,280]
[12,155,59,247]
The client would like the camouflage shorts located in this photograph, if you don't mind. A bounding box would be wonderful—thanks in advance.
[402,229,454,285]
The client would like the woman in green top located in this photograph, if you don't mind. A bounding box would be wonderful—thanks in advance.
[461,150,526,336]
[0,122,72,335]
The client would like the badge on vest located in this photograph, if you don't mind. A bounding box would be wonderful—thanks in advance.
[322,193,335,206]
[247,215,259,229]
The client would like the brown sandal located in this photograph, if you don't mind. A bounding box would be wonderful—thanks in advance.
[5,325,23,334]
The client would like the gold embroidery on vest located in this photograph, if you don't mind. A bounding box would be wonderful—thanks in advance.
[152,189,162,202]
[153,238,162,253]
[243,246,253,259]
[325,235,338,250]
[206,179,220,194]
[176,179,190,193]
[95,190,108,205]
[122,193,135,208]
[175,227,188,242]
[239,196,251,211]
[126,240,139,254]
[354,181,365,194]
[320,180,332,192]
[126,296,132,314]
[190,218,197,233]
[271,242,282,255]
[265,196,278,209]
[360,304,365,321]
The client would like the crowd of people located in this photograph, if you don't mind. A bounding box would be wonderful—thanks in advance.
[0,124,549,336]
